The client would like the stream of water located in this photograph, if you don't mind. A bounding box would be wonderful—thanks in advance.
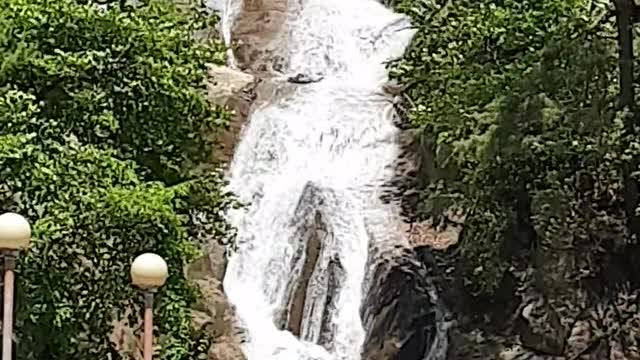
[217,0,416,358]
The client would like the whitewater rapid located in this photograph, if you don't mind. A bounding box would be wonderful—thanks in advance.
[217,0,416,358]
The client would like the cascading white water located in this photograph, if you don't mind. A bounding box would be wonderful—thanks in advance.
[219,0,416,358]
[207,0,241,68]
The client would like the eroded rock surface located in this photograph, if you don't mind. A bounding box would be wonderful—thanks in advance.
[317,256,345,348]
[361,246,448,360]
[231,0,288,74]
[187,241,247,360]
[276,182,345,351]
[205,64,258,166]
[284,211,323,337]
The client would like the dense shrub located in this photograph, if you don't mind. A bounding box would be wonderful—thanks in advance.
[391,0,640,295]
[0,0,228,183]
[0,0,235,358]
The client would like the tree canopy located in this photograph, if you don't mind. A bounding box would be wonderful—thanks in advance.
[0,0,235,358]
[391,0,640,299]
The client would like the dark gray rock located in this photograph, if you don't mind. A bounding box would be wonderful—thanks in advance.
[277,182,328,332]
[515,298,566,355]
[360,247,448,360]
[317,256,345,348]
[277,182,345,351]
[287,73,324,84]
[284,210,324,336]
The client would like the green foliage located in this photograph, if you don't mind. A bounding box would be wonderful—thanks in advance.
[0,0,228,183]
[392,0,637,295]
[0,0,234,358]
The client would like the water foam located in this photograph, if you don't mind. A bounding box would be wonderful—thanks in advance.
[218,0,416,357]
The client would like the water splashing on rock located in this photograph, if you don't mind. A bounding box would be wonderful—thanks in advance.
[211,0,448,357]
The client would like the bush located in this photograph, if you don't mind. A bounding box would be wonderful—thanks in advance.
[391,0,637,295]
[0,0,235,358]
[0,0,228,183]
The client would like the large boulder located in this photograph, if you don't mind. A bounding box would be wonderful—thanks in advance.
[277,182,346,352]
[360,247,448,360]
[281,209,324,337]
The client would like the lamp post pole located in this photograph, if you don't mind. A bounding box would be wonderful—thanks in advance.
[2,252,17,360]
[130,253,168,360]
[142,290,154,360]
[0,213,31,360]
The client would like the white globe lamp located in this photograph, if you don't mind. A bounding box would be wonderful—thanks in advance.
[0,212,31,251]
[131,253,168,290]
[131,253,168,360]
[0,212,30,359]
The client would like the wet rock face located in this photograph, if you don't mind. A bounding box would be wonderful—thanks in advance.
[277,182,327,333]
[283,210,324,336]
[231,0,288,74]
[277,182,345,351]
[317,256,345,348]
[360,247,447,360]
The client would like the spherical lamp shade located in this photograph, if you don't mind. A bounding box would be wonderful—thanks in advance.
[131,253,169,289]
[0,212,31,250]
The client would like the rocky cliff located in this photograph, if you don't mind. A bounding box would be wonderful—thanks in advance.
[432,246,640,360]
[187,241,246,360]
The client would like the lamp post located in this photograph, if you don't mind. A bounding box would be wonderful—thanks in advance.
[130,253,168,360]
[0,213,30,360]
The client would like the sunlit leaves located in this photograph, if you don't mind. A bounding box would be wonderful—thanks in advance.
[0,0,233,358]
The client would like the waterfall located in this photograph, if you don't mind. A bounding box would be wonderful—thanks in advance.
[206,0,241,68]
[216,0,417,357]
